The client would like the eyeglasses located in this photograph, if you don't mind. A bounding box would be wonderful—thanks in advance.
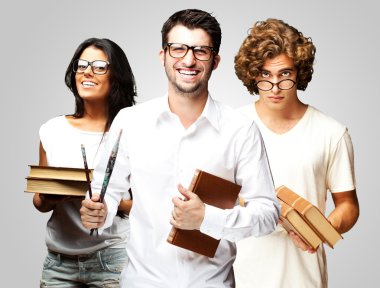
[256,79,296,91]
[73,59,110,75]
[164,43,215,61]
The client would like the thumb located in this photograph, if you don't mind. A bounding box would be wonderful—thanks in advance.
[177,184,195,200]
[91,193,101,202]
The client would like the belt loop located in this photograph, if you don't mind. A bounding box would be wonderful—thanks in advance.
[57,253,62,266]
[97,250,105,270]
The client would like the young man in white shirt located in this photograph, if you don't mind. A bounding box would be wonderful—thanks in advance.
[80,9,279,288]
[233,18,360,288]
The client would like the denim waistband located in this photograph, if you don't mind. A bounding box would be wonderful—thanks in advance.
[48,249,96,260]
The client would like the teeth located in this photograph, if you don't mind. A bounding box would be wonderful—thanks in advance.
[82,81,96,87]
[179,70,197,75]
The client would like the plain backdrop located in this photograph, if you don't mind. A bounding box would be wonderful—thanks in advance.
[1,0,378,287]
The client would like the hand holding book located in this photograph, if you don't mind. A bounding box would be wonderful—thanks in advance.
[170,183,205,230]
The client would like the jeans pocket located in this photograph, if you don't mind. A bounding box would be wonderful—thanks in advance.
[43,254,60,269]
[102,250,128,273]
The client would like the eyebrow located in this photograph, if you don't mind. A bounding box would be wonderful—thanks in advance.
[261,67,295,74]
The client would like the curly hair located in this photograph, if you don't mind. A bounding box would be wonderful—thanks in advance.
[234,18,316,95]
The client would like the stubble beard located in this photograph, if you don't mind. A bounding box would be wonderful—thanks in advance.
[164,60,213,98]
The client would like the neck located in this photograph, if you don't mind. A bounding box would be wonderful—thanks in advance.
[255,98,307,134]
[83,100,108,122]
[67,100,108,132]
[168,90,208,129]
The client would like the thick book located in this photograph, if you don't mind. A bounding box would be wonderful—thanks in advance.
[167,169,241,257]
[25,177,88,196]
[27,165,93,181]
[276,185,343,248]
[279,200,323,250]
[25,165,92,196]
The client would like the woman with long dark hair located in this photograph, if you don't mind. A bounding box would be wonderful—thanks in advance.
[33,38,136,287]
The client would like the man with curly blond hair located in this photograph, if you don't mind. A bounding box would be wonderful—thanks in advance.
[233,18,359,288]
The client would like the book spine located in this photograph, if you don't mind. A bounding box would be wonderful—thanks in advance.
[167,227,177,244]
[188,169,201,192]
[280,200,293,217]
[276,186,313,214]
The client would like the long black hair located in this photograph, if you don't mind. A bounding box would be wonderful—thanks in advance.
[65,38,137,131]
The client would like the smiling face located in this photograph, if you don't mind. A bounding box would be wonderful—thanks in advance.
[159,25,220,98]
[75,46,111,103]
[256,53,298,111]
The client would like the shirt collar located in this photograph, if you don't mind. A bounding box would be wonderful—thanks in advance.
[156,93,221,131]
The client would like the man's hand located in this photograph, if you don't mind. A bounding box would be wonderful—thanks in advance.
[170,184,205,230]
[288,231,316,253]
[80,194,107,230]
[279,219,316,253]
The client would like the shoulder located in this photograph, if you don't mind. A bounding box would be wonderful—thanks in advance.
[214,100,251,125]
[306,106,350,149]
[213,100,261,138]
[308,106,347,135]
[116,97,164,119]
[39,115,67,133]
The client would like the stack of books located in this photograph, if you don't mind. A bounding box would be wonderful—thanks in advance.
[276,185,343,249]
[25,165,92,196]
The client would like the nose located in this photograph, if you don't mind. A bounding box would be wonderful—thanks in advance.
[271,83,281,94]
[182,49,197,66]
[83,65,93,76]
[271,77,281,94]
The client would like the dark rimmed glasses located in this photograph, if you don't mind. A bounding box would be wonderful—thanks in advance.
[256,79,296,91]
[164,43,215,61]
[73,59,110,75]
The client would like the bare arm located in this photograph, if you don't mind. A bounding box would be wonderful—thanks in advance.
[328,189,359,234]
[118,199,133,215]
[285,189,359,253]
[33,142,72,213]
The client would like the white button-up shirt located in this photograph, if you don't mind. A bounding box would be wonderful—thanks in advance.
[92,95,279,288]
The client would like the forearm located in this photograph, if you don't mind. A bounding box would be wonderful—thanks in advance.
[33,193,55,213]
[328,201,359,234]
[328,190,359,234]
[200,198,279,242]
[118,199,133,215]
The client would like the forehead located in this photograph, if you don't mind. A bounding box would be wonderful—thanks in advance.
[261,54,295,72]
[167,25,212,46]
[79,46,108,61]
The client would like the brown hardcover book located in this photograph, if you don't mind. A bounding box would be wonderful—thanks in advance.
[167,169,242,257]
[25,177,88,196]
[279,200,323,250]
[25,165,92,196]
[27,165,93,181]
[276,185,342,248]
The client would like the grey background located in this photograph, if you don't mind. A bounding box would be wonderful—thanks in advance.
[1,0,378,286]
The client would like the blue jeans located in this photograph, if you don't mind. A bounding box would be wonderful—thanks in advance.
[40,248,128,288]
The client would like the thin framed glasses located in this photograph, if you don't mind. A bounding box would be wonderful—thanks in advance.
[256,79,296,91]
[164,43,215,61]
[73,59,110,75]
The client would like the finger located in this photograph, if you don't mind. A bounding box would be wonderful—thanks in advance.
[289,231,309,251]
[177,184,191,200]
[82,198,104,210]
[91,193,101,202]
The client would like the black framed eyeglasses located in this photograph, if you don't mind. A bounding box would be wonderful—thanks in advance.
[256,79,296,91]
[164,43,215,61]
[73,59,110,75]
